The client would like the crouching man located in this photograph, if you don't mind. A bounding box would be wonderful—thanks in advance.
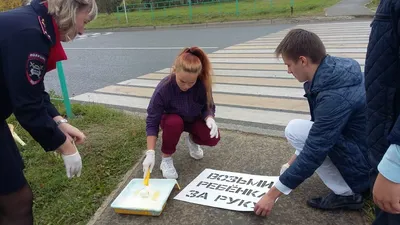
[254,29,371,216]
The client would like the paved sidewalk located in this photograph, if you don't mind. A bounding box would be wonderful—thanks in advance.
[89,129,368,225]
[325,0,375,17]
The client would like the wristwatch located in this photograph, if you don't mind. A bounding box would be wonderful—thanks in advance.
[56,118,68,126]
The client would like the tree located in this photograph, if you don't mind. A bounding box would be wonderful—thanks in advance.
[0,0,24,11]
[96,0,123,14]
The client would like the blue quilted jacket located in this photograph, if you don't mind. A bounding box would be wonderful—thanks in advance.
[279,55,371,194]
[365,0,400,170]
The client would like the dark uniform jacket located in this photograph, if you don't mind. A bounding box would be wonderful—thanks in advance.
[0,0,67,153]
[365,0,400,170]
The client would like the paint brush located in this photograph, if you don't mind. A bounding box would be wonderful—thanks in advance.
[139,168,151,198]
[8,124,26,146]
[143,168,150,186]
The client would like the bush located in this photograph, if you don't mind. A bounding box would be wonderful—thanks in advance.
[97,0,123,14]
[0,0,24,11]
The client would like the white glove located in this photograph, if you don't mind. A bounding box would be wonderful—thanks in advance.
[61,151,82,178]
[206,117,219,139]
[142,150,155,178]
[280,163,290,175]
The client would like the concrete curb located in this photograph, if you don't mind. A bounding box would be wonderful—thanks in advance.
[86,15,374,33]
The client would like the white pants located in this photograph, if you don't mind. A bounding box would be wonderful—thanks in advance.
[285,119,354,196]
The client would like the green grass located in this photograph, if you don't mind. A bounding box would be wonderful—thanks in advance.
[86,0,340,29]
[6,101,147,225]
[5,94,377,224]
[363,197,376,224]
[366,0,379,11]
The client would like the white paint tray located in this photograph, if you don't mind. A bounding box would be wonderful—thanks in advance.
[111,178,180,216]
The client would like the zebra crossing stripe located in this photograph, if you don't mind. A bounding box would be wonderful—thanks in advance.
[71,21,371,130]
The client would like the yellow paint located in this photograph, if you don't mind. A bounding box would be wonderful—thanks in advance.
[138,73,167,78]
[152,191,160,201]
[97,86,155,97]
[139,73,166,79]
[215,77,300,87]
[138,73,300,87]
[175,182,181,190]
[212,63,286,70]
[144,169,150,186]
[113,203,166,216]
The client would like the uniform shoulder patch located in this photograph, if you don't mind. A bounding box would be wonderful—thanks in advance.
[26,53,47,85]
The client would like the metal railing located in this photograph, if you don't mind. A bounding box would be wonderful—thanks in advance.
[114,0,298,24]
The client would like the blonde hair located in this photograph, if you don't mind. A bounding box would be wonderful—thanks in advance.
[27,0,98,41]
[172,47,214,109]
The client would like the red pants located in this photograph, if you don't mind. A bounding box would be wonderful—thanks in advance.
[160,114,220,155]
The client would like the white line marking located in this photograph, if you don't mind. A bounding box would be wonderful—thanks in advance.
[64,47,219,50]
[117,79,304,98]
[156,66,365,75]
[216,49,367,53]
[255,35,370,39]
[209,58,366,65]
[70,93,310,126]
[155,68,296,78]
[243,40,369,44]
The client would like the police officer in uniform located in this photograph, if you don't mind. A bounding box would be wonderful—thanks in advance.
[0,0,97,224]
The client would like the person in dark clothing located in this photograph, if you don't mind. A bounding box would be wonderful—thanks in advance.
[0,0,97,224]
[255,29,371,217]
[365,0,400,224]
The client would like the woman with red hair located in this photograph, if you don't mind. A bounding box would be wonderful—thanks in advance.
[142,47,221,179]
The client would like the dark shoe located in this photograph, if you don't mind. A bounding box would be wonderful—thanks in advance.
[307,192,364,210]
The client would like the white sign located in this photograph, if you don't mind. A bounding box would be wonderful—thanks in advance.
[174,168,279,211]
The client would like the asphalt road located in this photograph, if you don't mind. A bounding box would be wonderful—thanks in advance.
[44,23,294,97]
[325,0,375,17]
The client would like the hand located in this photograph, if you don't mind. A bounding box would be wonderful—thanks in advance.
[254,193,277,217]
[280,163,290,175]
[373,173,400,214]
[142,150,155,178]
[58,139,82,178]
[205,117,219,139]
[58,122,86,144]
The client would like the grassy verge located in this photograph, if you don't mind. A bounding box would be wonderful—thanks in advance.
[6,101,146,225]
[363,197,376,224]
[366,0,379,11]
[86,0,340,29]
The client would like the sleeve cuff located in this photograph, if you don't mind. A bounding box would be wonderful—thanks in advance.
[275,179,293,195]
[202,111,213,120]
[146,128,159,137]
[41,126,66,152]
[377,144,400,184]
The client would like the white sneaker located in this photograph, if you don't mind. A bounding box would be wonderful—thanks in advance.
[160,157,178,179]
[186,134,204,160]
